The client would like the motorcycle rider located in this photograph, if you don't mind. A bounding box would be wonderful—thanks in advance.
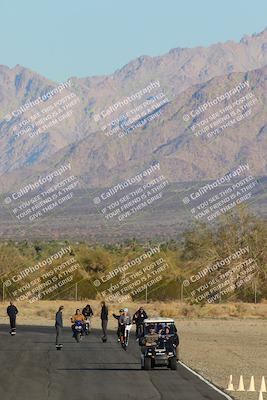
[7,301,18,334]
[71,309,86,336]
[119,308,132,350]
[82,304,94,333]
[82,304,94,319]
[133,306,148,339]
[112,308,124,342]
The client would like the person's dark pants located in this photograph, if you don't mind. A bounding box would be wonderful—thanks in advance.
[56,325,62,345]
[101,319,108,339]
[136,324,143,338]
[121,325,125,335]
[9,316,16,330]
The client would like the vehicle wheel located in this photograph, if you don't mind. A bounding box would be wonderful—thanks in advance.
[76,334,81,343]
[169,357,177,370]
[144,357,152,370]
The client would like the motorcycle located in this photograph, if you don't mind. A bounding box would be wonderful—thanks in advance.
[84,317,91,335]
[72,320,83,343]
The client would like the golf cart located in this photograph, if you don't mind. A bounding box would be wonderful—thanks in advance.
[139,317,178,370]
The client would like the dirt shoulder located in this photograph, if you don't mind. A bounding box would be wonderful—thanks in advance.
[178,319,267,400]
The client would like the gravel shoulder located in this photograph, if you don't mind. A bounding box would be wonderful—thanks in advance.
[178,319,267,400]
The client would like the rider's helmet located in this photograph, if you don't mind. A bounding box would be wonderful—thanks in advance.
[123,308,128,313]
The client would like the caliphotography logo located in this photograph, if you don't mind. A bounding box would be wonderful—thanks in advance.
[0,1,266,400]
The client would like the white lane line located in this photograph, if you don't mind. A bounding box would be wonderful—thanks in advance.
[178,361,234,400]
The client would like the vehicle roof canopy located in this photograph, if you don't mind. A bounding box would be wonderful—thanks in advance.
[143,317,175,324]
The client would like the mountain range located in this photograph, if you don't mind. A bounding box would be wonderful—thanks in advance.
[0,28,267,239]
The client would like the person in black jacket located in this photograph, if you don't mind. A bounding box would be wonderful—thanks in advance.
[7,301,18,332]
[82,304,94,334]
[112,308,124,342]
[55,305,64,345]
[100,301,108,342]
[82,304,94,318]
[133,307,148,338]
[159,325,180,360]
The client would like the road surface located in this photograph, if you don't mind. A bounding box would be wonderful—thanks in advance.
[0,325,232,400]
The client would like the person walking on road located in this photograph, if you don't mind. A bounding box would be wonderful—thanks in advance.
[113,308,124,342]
[100,301,108,342]
[7,301,18,334]
[133,306,148,338]
[55,305,64,346]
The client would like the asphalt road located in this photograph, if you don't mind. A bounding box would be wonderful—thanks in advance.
[0,325,232,400]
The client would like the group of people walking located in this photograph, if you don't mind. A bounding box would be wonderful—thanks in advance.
[3,300,148,347]
[54,302,148,347]
[112,306,148,345]
[55,303,94,345]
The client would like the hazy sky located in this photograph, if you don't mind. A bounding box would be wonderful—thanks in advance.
[1,0,267,82]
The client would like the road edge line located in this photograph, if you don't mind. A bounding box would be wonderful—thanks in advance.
[178,361,234,400]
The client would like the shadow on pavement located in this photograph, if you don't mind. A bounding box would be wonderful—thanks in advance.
[58,361,141,371]
[58,367,142,371]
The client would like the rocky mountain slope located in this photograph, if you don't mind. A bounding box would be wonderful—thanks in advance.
[1,28,267,190]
